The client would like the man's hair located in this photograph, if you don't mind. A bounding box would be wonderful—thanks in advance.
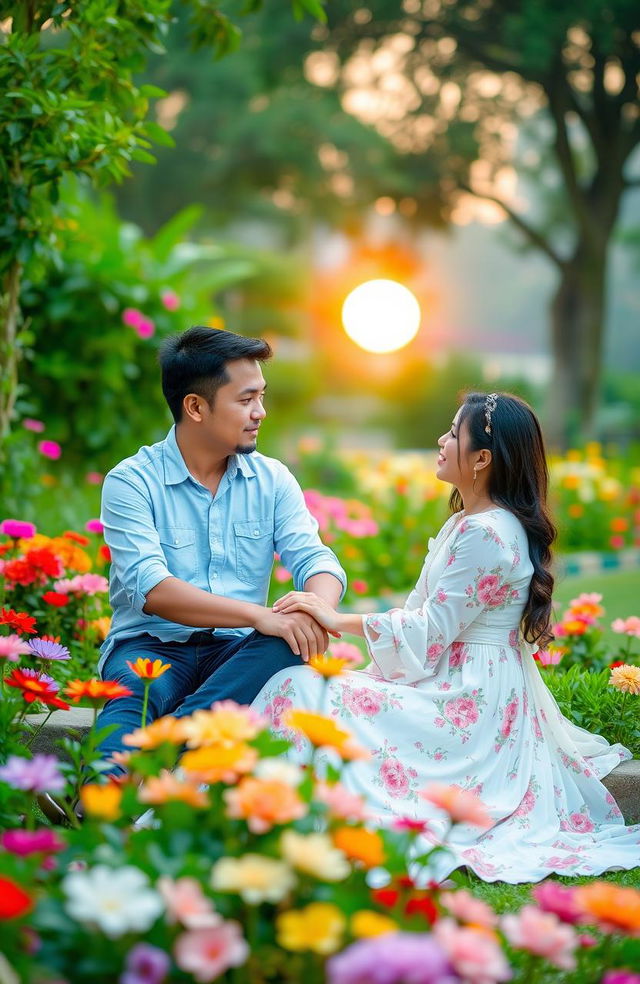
[159,326,272,423]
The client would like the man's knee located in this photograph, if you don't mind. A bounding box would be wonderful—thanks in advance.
[249,632,304,672]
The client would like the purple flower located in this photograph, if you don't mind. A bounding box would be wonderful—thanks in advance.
[1,828,66,856]
[28,638,71,662]
[0,754,66,793]
[602,973,640,984]
[327,933,458,984]
[120,943,170,984]
[0,519,36,539]
[18,666,60,690]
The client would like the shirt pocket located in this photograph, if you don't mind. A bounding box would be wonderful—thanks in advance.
[233,519,274,583]
[157,526,198,580]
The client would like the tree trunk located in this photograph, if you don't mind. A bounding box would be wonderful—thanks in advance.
[0,260,22,441]
[545,242,607,450]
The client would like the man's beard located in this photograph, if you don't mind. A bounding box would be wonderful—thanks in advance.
[235,443,257,455]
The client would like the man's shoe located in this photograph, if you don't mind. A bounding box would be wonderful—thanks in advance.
[36,792,83,826]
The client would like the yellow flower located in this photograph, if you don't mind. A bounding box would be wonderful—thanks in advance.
[126,657,171,680]
[211,855,294,904]
[333,826,386,868]
[181,702,264,748]
[351,910,398,938]
[123,715,187,749]
[280,830,350,882]
[276,903,346,954]
[89,616,112,641]
[138,770,209,808]
[79,783,123,821]
[308,654,349,678]
[609,664,640,695]
[284,709,369,760]
[562,475,581,490]
[179,743,258,783]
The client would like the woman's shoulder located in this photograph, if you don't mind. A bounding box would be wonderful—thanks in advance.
[457,507,526,547]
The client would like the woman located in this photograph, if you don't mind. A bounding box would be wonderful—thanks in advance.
[253,392,640,883]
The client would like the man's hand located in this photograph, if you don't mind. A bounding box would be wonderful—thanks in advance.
[253,609,330,662]
[272,591,343,634]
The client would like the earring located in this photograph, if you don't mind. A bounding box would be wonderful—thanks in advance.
[472,466,478,494]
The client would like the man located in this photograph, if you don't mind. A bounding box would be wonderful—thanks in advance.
[95,325,346,765]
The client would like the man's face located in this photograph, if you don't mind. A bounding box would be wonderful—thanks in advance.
[199,358,267,455]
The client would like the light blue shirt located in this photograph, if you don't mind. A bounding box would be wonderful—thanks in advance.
[99,426,346,670]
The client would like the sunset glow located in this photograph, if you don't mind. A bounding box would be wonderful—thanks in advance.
[342,279,421,354]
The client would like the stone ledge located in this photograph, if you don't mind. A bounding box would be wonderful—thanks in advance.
[27,709,640,824]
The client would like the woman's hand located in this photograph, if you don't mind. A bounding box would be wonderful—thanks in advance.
[272,591,343,635]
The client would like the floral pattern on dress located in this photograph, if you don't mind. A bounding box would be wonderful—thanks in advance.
[330,682,403,723]
[372,740,420,802]
[512,777,541,829]
[494,689,520,753]
[434,689,486,743]
[465,568,519,611]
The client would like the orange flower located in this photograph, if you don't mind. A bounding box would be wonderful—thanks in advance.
[179,743,258,783]
[123,715,187,749]
[575,882,640,935]
[65,679,133,704]
[610,517,629,533]
[180,701,264,748]
[79,782,123,821]
[609,664,640,695]
[63,531,90,546]
[333,826,385,868]
[308,654,349,678]
[284,709,369,760]
[420,783,492,828]
[89,616,111,641]
[562,475,581,490]
[126,657,171,680]
[560,619,588,636]
[567,504,584,518]
[224,777,307,832]
[138,770,209,808]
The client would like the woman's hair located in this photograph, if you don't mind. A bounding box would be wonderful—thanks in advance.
[449,391,556,647]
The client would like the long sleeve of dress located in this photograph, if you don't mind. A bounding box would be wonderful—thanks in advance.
[363,516,522,684]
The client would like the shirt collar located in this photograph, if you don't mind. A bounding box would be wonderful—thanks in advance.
[163,426,256,485]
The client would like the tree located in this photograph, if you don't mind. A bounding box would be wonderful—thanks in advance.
[0,0,323,441]
[314,0,640,444]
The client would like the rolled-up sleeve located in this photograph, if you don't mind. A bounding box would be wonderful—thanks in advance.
[363,519,519,684]
[273,468,347,598]
[101,472,173,614]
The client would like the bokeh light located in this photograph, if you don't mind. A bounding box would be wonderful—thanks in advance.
[341,279,421,354]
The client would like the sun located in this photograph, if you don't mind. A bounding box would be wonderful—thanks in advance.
[341,279,421,354]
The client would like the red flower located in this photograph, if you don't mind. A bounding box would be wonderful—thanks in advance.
[5,668,71,710]
[0,877,32,919]
[0,608,37,634]
[42,592,70,607]
[64,679,133,704]
[609,660,626,669]
[371,887,400,908]
[25,547,64,579]
[63,531,90,546]
[98,544,111,563]
[404,895,438,924]
[3,558,38,587]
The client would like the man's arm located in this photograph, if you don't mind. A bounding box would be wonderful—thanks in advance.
[303,572,343,608]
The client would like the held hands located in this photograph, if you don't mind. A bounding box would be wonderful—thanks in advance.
[253,608,332,662]
[272,591,343,635]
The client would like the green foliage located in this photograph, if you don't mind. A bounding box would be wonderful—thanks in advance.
[544,664,640,756]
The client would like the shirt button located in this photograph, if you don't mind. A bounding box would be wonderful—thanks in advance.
[253,529,260,536]
[174,538,179,545]
[212,573,218,579]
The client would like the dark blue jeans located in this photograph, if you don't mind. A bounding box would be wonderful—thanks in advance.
[97,631,303,768]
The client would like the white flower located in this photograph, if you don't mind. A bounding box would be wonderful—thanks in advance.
[253,757,304,786]
[211,855,295,904]
[280,830,350,881]
[62,865,164,938]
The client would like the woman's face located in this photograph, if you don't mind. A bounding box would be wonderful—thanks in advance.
[436,408,474,487]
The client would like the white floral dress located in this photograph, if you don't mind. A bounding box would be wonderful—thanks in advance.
[253,508,640,883]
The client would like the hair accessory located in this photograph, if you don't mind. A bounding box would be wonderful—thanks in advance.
[484,393,498,434]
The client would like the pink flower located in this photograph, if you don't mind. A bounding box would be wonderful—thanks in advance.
[436,590,447,603]
[476,574,500,605]
[85,472,104,485]
[448,642,468,668]
[22,418,45,433]
[158,876,220,929]
[610,535,625,549]
[602,973,640,984]
[273,566,292,583]
[420,783,492,828]
[0,634,32,662]
[500,699,519,738]
[136,317,156,339]
[612,616,640,638]
[444,696,478,729]
[173,923,248,982]
[513,787,536,817]
[328,642,363,667]
[160,289,181,311]
[440,889,498,929]
[1,829,65,856]
[434,918,511,983]
[501,905,578,969]
[536,649,562,666]
[344,687,383,717]
[315,782,368,821]
[531,882,583,924]
[0,754,65,793]
[53,573,109,595]
[0,519,36,539]
[122,307,144,328]
[265,694,292,728]
[567,812,595,833]
[352,579,369,595]
[379,758,410,798]
[427,643,444,664]
[85,519,104,534]
[38,440,61,460]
